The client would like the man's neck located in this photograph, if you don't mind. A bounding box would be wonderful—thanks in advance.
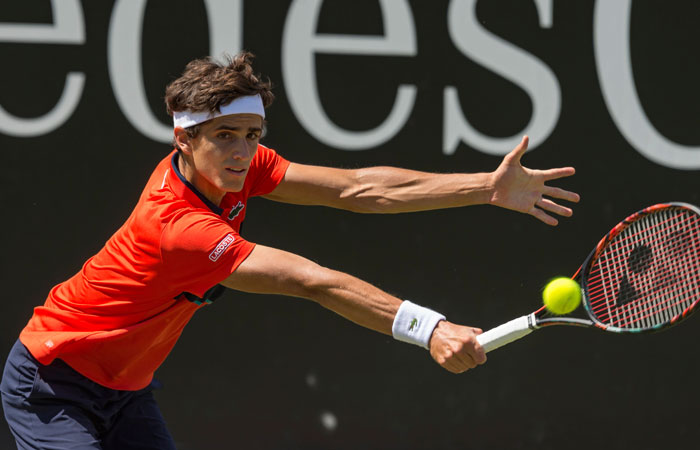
[177,153,225,206]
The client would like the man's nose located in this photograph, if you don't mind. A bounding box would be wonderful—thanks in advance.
[231,139,253,160]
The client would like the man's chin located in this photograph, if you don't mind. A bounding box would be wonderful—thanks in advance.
[221,182,245,193]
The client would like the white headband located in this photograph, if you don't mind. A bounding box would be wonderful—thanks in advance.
[172,94,265,128]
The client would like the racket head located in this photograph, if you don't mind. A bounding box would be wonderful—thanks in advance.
[579,203,700,333]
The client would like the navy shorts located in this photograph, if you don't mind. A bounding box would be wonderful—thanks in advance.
[0,340,176,450]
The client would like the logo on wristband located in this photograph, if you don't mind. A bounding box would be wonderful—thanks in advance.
[409,318,418,331]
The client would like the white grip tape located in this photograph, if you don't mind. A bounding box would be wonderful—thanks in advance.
[476,314,535,353]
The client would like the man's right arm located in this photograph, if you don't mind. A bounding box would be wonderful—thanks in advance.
[220,244,487,373]
[263,136,579,226]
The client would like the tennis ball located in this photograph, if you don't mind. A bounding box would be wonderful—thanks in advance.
[542,277,581,315]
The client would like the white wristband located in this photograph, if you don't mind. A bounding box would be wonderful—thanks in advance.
[391,300,446,349]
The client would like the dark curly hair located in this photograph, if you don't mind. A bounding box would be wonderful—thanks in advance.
[165,51,274,119]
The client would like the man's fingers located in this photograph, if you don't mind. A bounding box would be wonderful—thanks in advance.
[467,336,487,365]
[447,357,475,374]
[530,207,559,226]
[543,185,580,203]
[451,339,487,371]
[504,135,529,164]
[435,342,485,373]
[430,323,487,373]
[473,345,487,364]
[536,198,573,217]
[442,350,477,374]
[539,166,575,181]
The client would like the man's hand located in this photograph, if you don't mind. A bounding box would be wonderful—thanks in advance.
[429,321,487,373]
[489,135,580,226]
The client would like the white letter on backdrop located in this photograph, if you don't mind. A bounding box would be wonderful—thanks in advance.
[282,0,417,150]
[594,0,700,170]
[108,0,243,143]
[205,0,243,62]
[444,0,560,155]
[0,0,85,137]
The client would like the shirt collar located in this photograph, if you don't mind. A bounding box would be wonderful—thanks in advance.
[168,151,224,215]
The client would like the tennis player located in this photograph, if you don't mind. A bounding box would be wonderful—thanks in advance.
[1,52,579,449]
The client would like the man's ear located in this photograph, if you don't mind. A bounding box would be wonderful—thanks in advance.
[174,127,193,155]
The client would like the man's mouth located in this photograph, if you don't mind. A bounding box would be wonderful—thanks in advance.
[226,168,246,174]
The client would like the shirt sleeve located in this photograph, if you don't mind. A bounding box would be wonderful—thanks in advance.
[160,212,256,298]
[247,144,290,197]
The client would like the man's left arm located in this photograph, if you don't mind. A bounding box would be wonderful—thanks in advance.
[263,136,580,226]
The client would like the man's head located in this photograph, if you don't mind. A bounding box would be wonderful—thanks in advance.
[165,52,273,201]
[165,52,274,125]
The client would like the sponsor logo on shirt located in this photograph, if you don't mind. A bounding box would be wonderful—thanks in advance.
[209,234,235,262]
[228,201,245,220]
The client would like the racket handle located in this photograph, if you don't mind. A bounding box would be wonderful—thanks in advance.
[476,314,536,353]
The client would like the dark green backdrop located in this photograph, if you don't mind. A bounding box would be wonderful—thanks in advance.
[2,1,699,449]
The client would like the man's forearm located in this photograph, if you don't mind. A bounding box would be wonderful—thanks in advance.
[304,266,402,335]
[347,167,494,214]
[222,244,401,335]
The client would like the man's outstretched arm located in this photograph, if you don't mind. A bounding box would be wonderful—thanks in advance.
[264,136,580,225]
[221,244,486,373]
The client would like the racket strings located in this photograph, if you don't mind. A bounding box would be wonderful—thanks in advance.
[592,213,700,328]
[598,230,698,328]
[585,214,698,287]
[601,211,700,328]
[592,212,694,265]
[584,208,700,330]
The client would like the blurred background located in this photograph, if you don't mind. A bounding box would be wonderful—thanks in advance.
[1,1,699,448]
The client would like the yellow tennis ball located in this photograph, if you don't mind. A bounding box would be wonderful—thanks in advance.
[542,277,581,315]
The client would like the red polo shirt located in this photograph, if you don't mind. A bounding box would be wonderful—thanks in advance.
[20,145,289,390]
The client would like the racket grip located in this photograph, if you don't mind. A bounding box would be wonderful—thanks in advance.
[476,314,536,353]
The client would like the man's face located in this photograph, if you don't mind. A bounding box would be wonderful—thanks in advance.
[185,114,263,199]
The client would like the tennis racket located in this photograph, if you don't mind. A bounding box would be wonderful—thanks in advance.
[476,202,700,353]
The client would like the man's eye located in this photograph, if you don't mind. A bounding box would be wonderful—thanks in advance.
[218,132,232,139]
[247,133,260,140]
